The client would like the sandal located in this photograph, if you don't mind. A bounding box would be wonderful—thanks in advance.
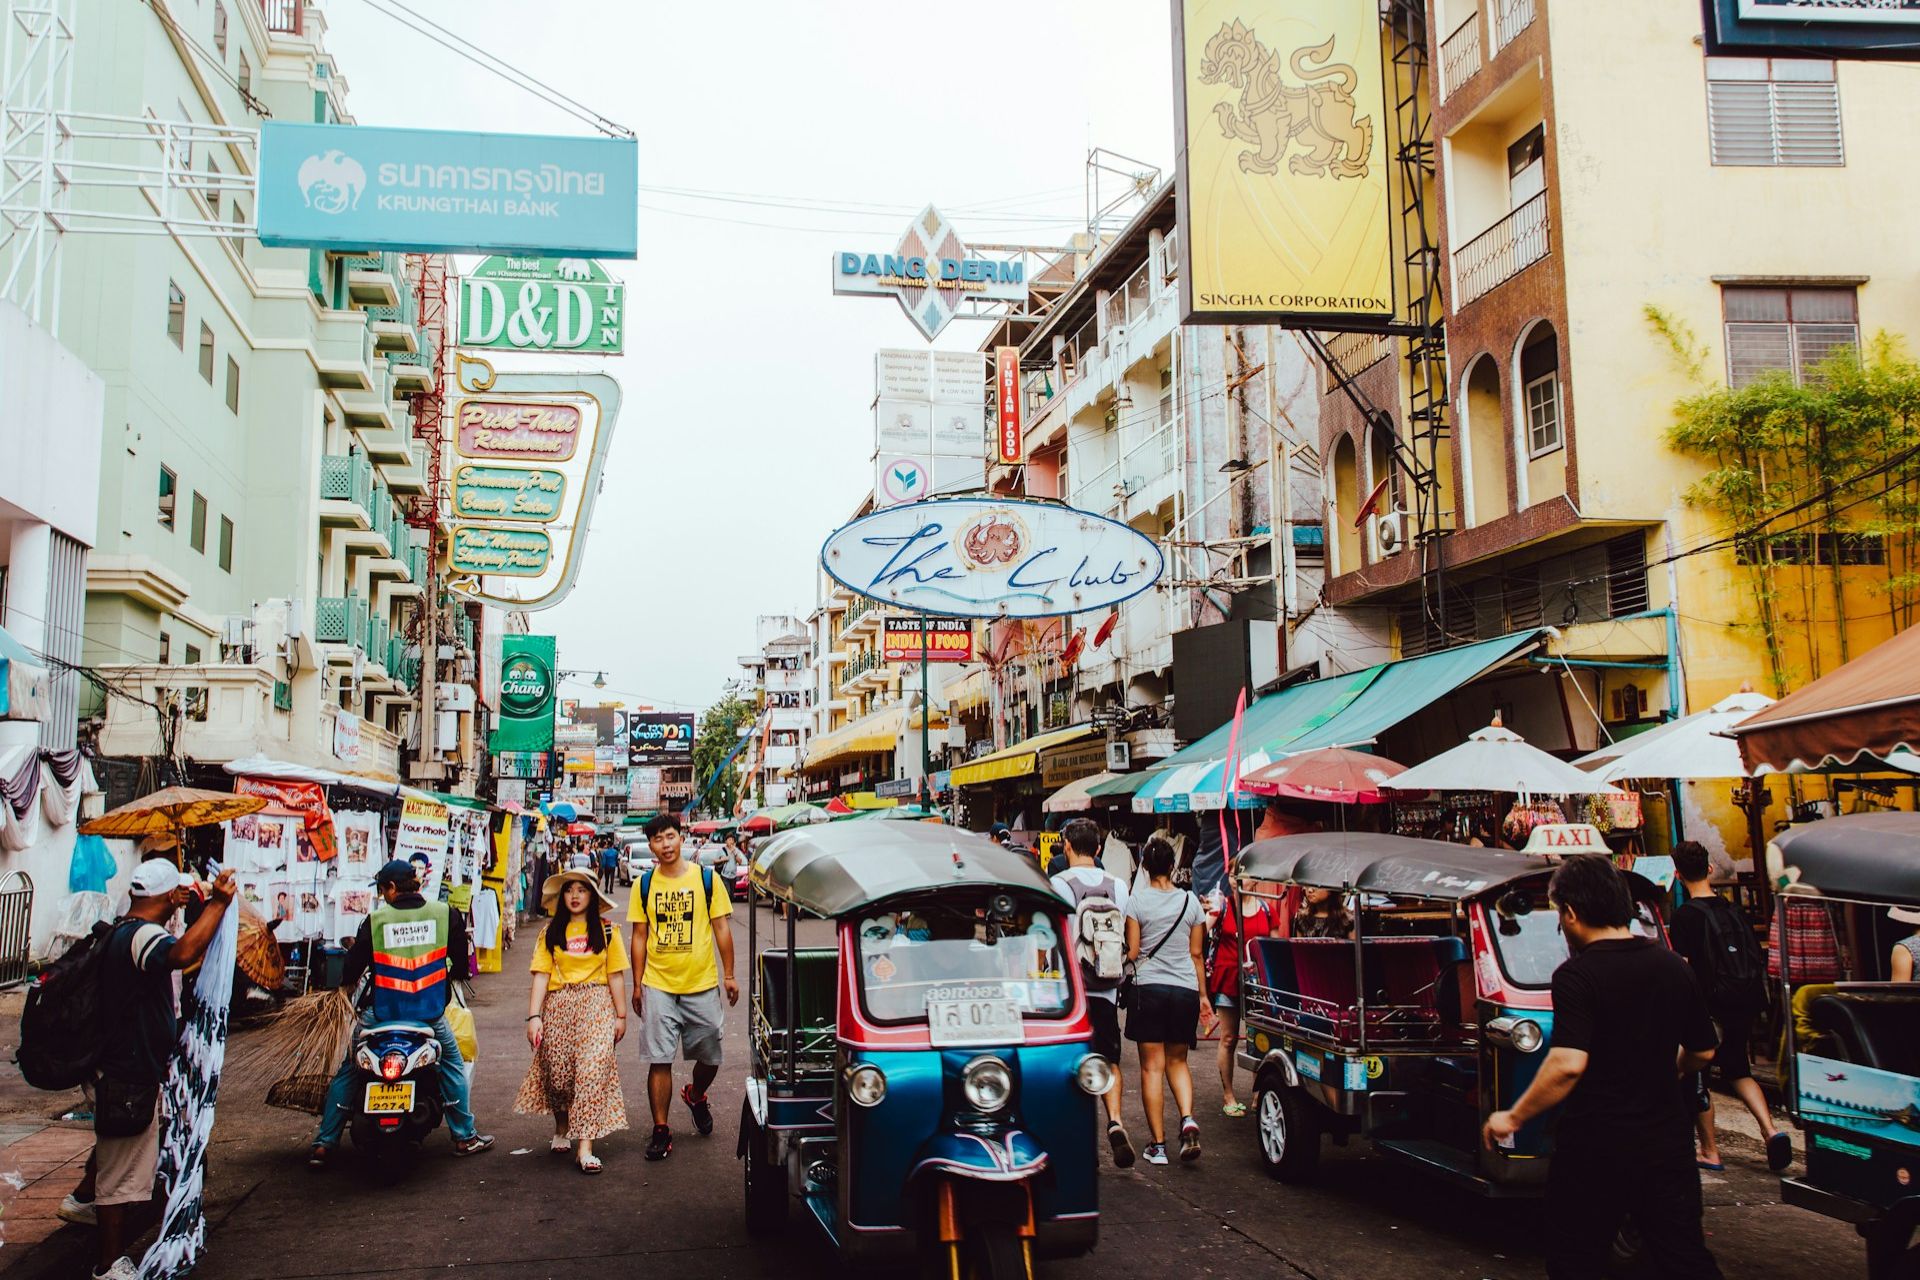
[577,1153,602,1175]
[1221,1102,1248,1118]
[549,1137,571,1156]
[306,1144,331,1171]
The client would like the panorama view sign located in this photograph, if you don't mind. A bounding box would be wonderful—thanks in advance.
[832,206,1026,340]
[820,497,1165,619]
[459,256,625,354]
[255,122,638,258]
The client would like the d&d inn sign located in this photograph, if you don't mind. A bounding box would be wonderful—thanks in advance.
[460,256,624,354]
[821,497,1165,620]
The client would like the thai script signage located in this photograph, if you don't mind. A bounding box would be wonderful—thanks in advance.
[821,497,1165,619]
[628,712,695,766]
[255,122,638,257]
[994,346,1022,464]
[459,255,625,354]
[833,206,1026,339]
[450,525,552,577]
[451,465,566,522]
[491,635,557,754]
[456,399,581,461]
[883,616,976,663]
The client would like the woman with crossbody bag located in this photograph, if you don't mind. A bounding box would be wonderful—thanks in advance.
[1123,836,1207,1166]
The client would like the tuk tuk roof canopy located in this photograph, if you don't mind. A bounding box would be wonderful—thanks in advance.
[1237,832,1556,902]
[1768,812,1920,907]
[750,820,1059,917]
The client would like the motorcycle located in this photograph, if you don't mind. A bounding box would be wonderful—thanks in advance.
[348,1020,444,1174]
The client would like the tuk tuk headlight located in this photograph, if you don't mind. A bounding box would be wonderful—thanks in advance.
[1487,1015,1545,1054]
[846,1063,887,1108]
[1074,1054,1115,1097]
[962,1056,1013,1112]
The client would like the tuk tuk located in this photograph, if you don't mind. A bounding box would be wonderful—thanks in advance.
[1232,832,1666,1194]
[738,821,1111,1277]
[1768,813,1920,1279]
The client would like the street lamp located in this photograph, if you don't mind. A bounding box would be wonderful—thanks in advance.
[558,668,608,689]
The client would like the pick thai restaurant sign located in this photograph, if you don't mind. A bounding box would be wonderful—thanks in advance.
[456,400,581,461]
[1171,0,1396,327]
[833,206,1026,339]
[255,122,638,257]
[459,255,625,354]
[821,497,1165,619]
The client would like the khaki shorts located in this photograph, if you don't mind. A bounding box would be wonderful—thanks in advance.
[94,1114,162,1207]
[640,985,725,1066]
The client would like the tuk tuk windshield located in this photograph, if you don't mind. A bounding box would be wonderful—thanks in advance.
[854,904,1073,1025]
[1491,895,1662,988]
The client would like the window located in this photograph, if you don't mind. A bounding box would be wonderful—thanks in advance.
[166,280,185,347]
[174,99,194,168]
[212,0,227,57]
[159,630,172,664]
[189,492,207,552]
[1706,58,1842,167]
[219,516,234,572]
[228,195,247,253]
[237,52,250,100]
[1722,285,1858,387]
[1520,330,1561,456]
[1507,124,1546,208]
[184,643,202,666]
[225,356,240,412]
[1735,532,1886,566]
[158,466,177,529]
[198,322,215,382]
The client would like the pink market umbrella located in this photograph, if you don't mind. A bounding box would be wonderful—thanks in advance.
[1240,747,1411,805]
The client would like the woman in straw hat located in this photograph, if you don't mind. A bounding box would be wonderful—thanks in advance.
[514,869,630,1172]
[1890,906,1920,982]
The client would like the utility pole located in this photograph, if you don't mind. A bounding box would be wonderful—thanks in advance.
[919,610,931,807]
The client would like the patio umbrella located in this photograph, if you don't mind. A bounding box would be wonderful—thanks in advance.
[546,801,578,822]
[80,786,266,841]
[1385,718,1626,798]
[1575,689,1776,782]
[1043,771,1123,813]
[1240,747,1410,805]
[822,796,854,815]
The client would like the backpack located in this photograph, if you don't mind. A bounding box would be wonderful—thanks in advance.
[1061,873,1127,989]
[1690,897,1765,1012]
[14,918,136,1091]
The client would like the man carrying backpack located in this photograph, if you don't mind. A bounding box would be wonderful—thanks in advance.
[1670,841,1791,1173]
[1049,817,1135,1168]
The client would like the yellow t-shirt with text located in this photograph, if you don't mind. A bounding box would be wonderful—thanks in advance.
[630,862,732,995]
[531,920,629,988]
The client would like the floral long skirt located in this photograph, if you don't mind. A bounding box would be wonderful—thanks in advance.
[513,983,629,1141]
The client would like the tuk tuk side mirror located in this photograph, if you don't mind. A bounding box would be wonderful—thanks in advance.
[1494,889,1533,937]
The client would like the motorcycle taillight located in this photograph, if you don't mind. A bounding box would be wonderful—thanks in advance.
[381,1051,406,1081]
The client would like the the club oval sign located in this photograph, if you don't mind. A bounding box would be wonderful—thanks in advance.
[821,497,1165,618]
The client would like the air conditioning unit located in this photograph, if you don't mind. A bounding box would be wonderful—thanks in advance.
[1106,739,1132,772]
[1374,510,1407,558]
[223,617,250,646]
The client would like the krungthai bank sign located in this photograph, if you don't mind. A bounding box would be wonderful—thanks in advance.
[832,205,1026,339]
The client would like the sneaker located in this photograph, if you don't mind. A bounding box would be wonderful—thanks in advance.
[645,1124,673,1161]
[681,1083,714,1137]
[92,1258,139,1280]
[1106,1122,1136,1170]
[1142,1142,1169,1166]
[1767,1131,1792,1172]
[1179,1118,1202,1162]
[56,1193,96,1226]
[452,1134,495,1156]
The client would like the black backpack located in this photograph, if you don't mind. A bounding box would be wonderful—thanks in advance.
[14,919,135,1091]
[1691,897,1765,1012]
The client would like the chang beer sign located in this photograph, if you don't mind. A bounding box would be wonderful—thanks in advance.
[460,256,625,354]
[492,636,557,754]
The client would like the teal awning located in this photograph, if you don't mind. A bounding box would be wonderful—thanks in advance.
[1085,770,1157,799]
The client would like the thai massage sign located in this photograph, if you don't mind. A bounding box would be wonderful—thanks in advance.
[459,256,624,354]
[450,525,552,577]
[821,497,1165,619]
[451,465,565,522]
[456,399,581,461]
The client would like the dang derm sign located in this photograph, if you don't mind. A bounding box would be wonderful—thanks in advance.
[256,122,638,258]
[821,497,1165,619]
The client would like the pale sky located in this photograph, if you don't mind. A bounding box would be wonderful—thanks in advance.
[320,0,1177,713]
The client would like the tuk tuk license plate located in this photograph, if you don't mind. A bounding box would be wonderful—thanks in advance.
[927,997,1025,1046]
[363,1082,415,1114]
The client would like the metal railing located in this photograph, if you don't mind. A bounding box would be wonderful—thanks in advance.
[0,872,32,988]
[315,595,367,648]
[1452,190,1549,306]
[1321,330,1394,376]
[1440,14,1483,100]
[261,0,302,35]
[320,452,375,511]
[1492,0,1537,53]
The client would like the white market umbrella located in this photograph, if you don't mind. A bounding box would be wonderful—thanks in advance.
[1386,717,1625,798]
[1574,690,1776,783]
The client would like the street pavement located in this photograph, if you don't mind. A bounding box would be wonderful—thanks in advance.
[0,899,1865,1278]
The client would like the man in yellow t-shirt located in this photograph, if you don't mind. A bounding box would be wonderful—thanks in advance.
[629,813,736,1162]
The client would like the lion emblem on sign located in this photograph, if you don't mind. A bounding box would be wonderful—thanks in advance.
[956,511,1027,571]
[1199,23,1373,180]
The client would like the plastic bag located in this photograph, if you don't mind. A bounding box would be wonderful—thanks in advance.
[445,1000,478,1064]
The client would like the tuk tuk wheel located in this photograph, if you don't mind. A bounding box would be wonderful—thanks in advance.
[1254,1074,1320,1182]
[964,1222,1032,1280]
[740,1101,786,1236]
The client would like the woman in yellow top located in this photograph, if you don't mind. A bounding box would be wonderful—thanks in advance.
[514,869,630,1173]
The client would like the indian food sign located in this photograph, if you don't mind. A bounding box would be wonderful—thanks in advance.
[883,616,976,663]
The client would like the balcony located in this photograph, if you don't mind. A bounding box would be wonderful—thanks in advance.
[343,252,403,308]
[366,293,420,354]
[261,0,303,35]
[95,663,283,763]
[1453,190,1549,307]
[320,705,401,780]
[389,346,437,396]
[320,452,375,522]
[315,595,368,658]
[1491,0,1536,54]
[842,594,881,636]
[384,442,430,496]
[838,648,883,695]
[1440,14,1483,101]
[1321,330,1394,379]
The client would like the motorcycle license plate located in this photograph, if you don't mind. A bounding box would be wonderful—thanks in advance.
[363,1081,415,1114]
[926,997,1024,1046]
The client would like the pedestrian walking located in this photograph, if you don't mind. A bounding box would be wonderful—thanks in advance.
[1204,885,1278,1117]
[515,869,630,1173]
[88,859,237,1280]
[1049,817,1136,1168]
[308,860,495,1169]
[1483,855,1722,1280]
[1123,835,1207,1166]
[597,839,619,896]
[629,812,737,1162]
[1668,841,1790,1173]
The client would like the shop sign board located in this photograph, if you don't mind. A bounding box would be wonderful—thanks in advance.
[395,794,451,865]
[1040,741,1108,789]
[1171,0,1396,328]
[1520,823,1610,855]
[821,496,1165,619]
[875,777,916,799]
[882,616,975,663]
[1706,0,1920,59]
[994,346,1022,464]
[451,464,566,522]
[450,525,552,577]
[255,122,638,257]
[459,255,625,353]
[491,635,557,754]
[332,709,361,764]
[630,766,662,809]
[872,349,986,507]
[832,206,1026,339]
[455,399,582,462]
[629,711,695,765]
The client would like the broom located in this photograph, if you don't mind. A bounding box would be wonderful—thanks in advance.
[225,987,356,1114]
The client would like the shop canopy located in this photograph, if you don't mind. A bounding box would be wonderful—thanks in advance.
[1044,770,1127,813]
[0,623,49,721]
[1726,626,1920,774]
[1130,631,1542,813]
[1575,689,1776,782]
[688,818,736,835]
[950,725,1096,789]
[802,705,908,772]
[222,754,421,798]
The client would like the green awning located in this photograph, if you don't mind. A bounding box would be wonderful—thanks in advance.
[1086,771,1157,799]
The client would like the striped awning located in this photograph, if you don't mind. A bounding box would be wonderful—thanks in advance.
[950,725,1095,789]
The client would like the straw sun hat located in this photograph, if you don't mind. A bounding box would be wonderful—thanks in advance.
[540,869,616,916]
[1889,906,1920,927]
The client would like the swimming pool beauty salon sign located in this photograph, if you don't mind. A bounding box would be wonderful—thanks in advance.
[820,497,1164,619]
[832,205,1027,339]
[256,122,638,257]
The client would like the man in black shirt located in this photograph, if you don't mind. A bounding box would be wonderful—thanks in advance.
[1483,855,1721,1279]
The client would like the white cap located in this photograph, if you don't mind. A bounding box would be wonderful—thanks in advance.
[128,858,182,897]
